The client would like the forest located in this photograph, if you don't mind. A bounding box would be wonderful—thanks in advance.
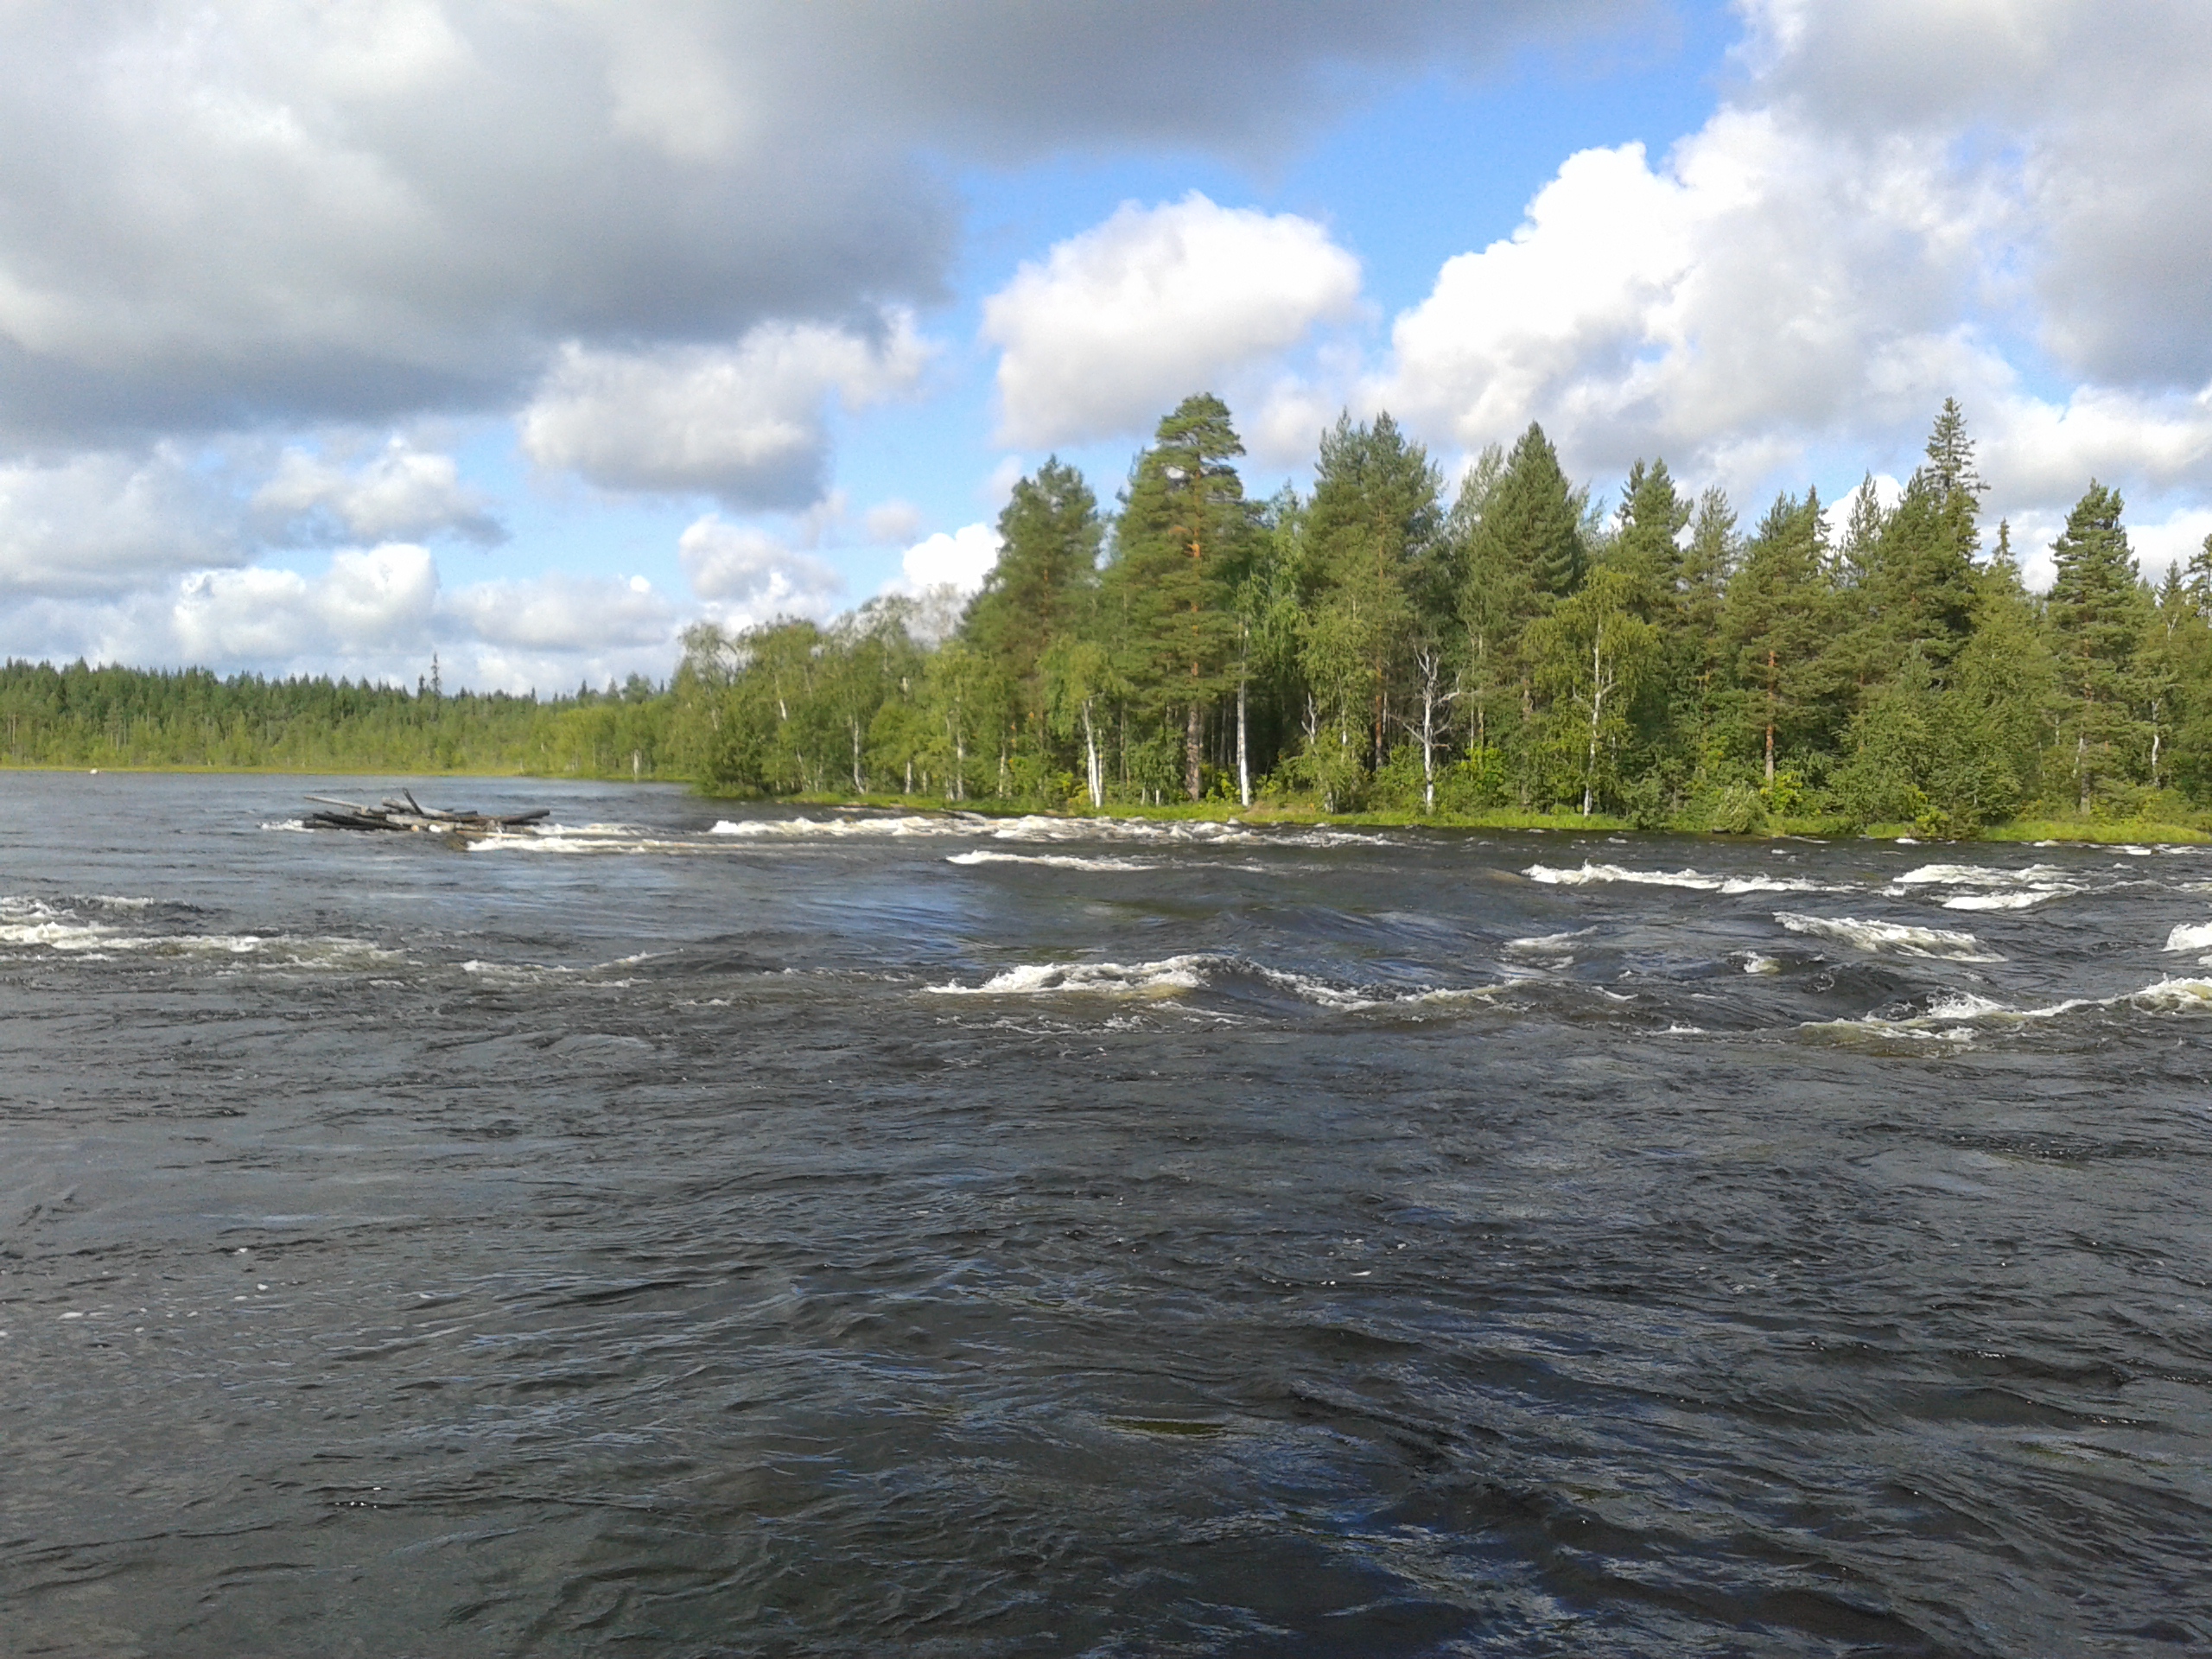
[671,396,2212,836]
[0,659,671,779]
[10,394,2212,838]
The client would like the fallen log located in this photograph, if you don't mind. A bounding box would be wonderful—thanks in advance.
[302,795,550,836]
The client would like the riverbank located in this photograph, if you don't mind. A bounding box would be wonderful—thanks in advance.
[760,791,2212,846]
[12,765,2205,844]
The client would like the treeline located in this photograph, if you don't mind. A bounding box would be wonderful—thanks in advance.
[673,395,2212,833]
[0,660,675,779]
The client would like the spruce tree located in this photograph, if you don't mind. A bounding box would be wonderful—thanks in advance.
[1478,423,1586,601]
[2045,482,2151,811]
[1720,490,1842,784]
[1301,410,1442,769]
[1105,394,1252,799]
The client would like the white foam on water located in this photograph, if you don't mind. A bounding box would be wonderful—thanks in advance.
[1739,952,1781,975]
[711,814,952,838]
[1773,912,2003,962]
[1939,888,2076,911]
[1522,861,1838,894]
[1504,928,1591,954]
[2118,845,2154,856]
[926,952,1497,1013]
[1893,862,2074,889]
[945,850,1160,872]
[2164,921,2212,952]
[2133,976,2212,1010]
[930,956,1211,998]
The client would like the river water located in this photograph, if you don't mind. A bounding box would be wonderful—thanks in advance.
[2,772,2207,1656]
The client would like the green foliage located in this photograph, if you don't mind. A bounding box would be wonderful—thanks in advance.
[70,395,2212,841]
[0,658,673,778]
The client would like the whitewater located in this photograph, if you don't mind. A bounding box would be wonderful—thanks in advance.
[2,772,2207,1656]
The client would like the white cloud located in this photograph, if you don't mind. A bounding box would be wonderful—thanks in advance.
[173,543,439,664]
[0,3,1608,446]
[0,448,241,596]
[863,499,922,545]
[253,437,502,543]
[885,524,1001,599]
[676,512,846,627]
[982,194,1362,448]
[444,572,675,652]
[518,312,931,506]
[1359,13,2212,575]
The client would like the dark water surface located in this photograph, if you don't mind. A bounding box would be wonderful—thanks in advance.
[3,772,2209,1656]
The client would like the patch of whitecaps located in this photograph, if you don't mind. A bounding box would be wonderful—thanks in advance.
[1773,912,2003,963]
[1503,927,1591,955]
[0,895,399,969]
[1738,952,1782,975]
[2163,920,2212,954]
[709,812,1386,850]
[1808,979,2212,1040]
[925,951,1498,1014]
[1523,861,1841,895]
[945,850,1160,873]
[465,822,708,855]
[1886,862,2083,911]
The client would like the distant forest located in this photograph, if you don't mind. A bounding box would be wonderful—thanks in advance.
[0,660,670,779]
[11,396,2212,835]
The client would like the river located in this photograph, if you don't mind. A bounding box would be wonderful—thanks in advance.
[2,772,2207,1656]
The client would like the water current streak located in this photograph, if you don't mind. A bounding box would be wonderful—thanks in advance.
[1,775,2208,1655]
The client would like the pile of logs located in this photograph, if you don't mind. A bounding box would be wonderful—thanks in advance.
[303,790,550,837]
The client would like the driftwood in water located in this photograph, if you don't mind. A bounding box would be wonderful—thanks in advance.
[302,789,550,837]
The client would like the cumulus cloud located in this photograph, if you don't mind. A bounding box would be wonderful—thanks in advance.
[982,194,1362,448]
[677,512,846,627]
[518,312,931,506]
[1357,2,2212,575]
[252,438,503,544]
[1,547,680,693]
[173,543,440,665]
[0,3,1618,446]
[0,448,242,596]
[444,572,675,652]
[885,524,1001,599]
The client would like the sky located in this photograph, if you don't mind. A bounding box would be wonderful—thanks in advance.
[3,0,2210,694]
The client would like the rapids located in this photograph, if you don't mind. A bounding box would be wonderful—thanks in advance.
[2,773,2208,1655]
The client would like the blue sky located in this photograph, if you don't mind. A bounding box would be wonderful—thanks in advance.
[2,2,2209,691]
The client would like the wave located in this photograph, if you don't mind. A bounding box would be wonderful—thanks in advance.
[1503,927,1592,955]
[925,952,1498,1013]
[1773,912,2003,962]
[945,850,1160,872]
[1808,976,2212,1039]
[704,810,1395,851]
[1890,861,2083,910]
[2164,921,2212,952]
[0,895,398,968]
[1523,861,1839,895]
[467,831,705,855]
[710,814,952,839]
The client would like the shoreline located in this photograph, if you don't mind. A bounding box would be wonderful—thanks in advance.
[9,764,2202,845]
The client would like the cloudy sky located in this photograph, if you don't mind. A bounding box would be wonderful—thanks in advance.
[3,0,2209,692]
